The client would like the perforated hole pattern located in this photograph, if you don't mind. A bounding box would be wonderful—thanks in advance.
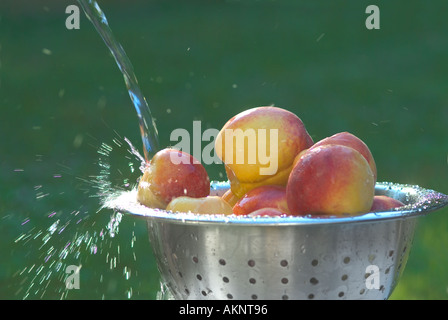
[161,245,409,300]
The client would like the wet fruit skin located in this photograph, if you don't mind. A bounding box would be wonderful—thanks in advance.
[370,195,405,212]
[215,106,313,198]
[221,189,240,207]
[248,207,286,217]
[166,196,233,215]
[306,132,377,182]
[286,144,375,216]
[136,109,384,218]
[137,148,210,209]
[232,185,290,216]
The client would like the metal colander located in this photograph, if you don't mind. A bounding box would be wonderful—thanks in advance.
[107,181,448,300]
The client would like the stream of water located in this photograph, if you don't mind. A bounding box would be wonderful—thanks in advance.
[77,0,160,162]
[13,0,163,299]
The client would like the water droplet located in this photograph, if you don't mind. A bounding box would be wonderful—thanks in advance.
[42,48,52,55]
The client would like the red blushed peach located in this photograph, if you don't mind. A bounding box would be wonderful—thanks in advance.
[215,106,313,198]
[309,132,377,182]
[137,148,210,209]
[286,145,375,216]
[370,195,405,212]
[233,185,290,216]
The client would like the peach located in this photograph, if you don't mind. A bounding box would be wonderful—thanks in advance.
[221,189,240,207]
[286,144,375,216]
[166,196,233,215]
[309,132,377,182]
[223,163,294,199]
[137,148,210,209]
[370,195,405,212]
[248,208,286,217]
[215,106,313,198]
[233,185,290,216]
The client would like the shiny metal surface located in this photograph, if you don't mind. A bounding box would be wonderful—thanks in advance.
[105,181,448,300]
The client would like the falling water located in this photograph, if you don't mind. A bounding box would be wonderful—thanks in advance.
[77,0,160,162]
[12,0,165,299]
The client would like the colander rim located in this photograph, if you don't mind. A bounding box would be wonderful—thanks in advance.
[105,181,448,226]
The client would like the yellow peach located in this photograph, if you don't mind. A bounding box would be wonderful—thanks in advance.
[166,196,234,215]
[215,106,313,198]
[221,189,240,207]
[224,162,294,198]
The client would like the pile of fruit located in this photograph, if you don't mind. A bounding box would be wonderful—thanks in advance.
[137,106,404,217]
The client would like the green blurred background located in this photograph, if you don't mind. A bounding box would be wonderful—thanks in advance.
[1,0,447,299]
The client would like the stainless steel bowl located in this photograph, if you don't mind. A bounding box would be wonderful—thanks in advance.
[106,181,448,300]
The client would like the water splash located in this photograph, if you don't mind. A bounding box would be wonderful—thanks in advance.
[13,1,171,300]
[12,135,157,299]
